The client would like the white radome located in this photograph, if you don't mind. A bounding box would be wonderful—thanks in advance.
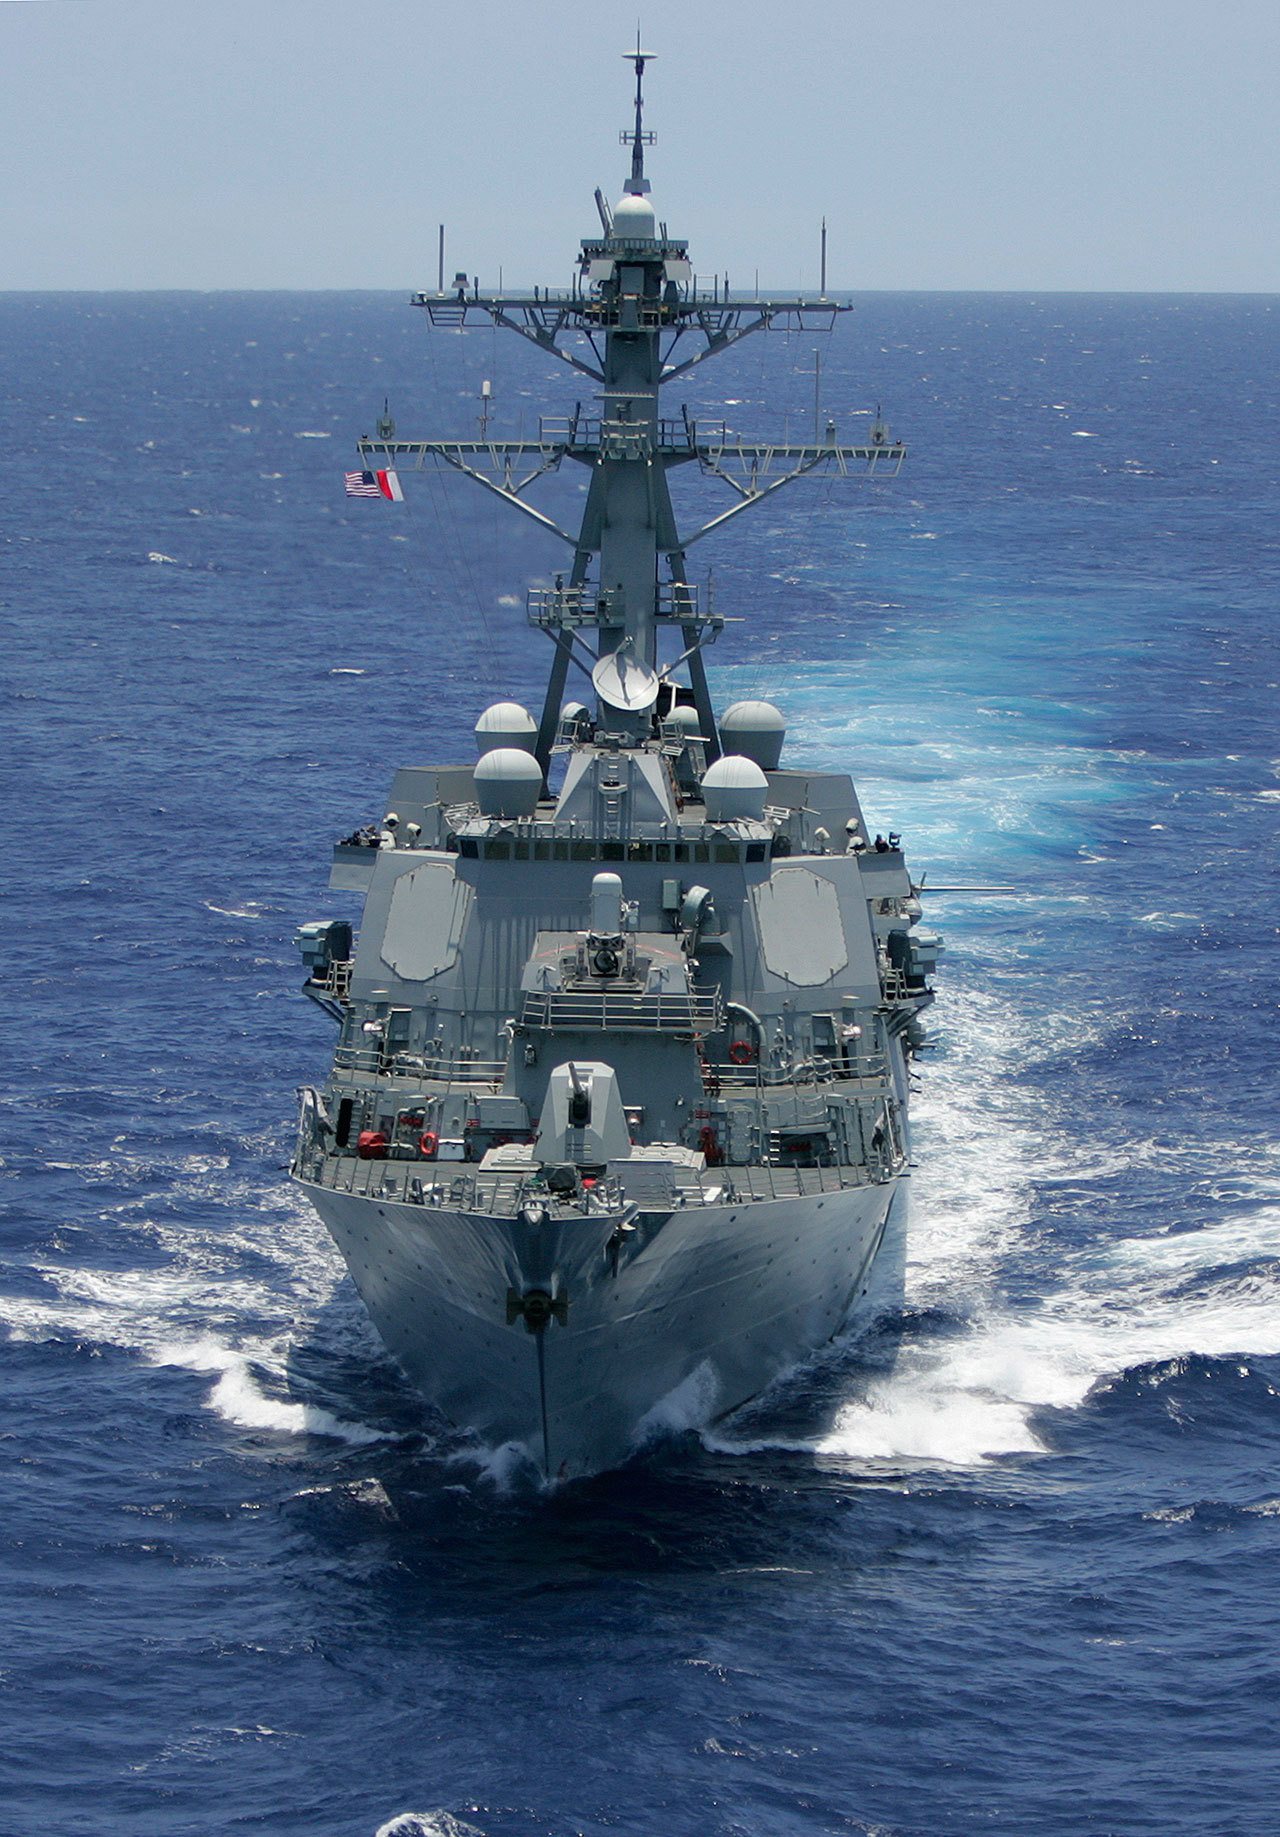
[720,700,786,771]
[612,192,658,241]
[474,747,542,817]
[700,754,769,822]
[474,701,537,755]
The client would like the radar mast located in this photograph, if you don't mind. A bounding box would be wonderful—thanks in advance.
[357,53,906,768]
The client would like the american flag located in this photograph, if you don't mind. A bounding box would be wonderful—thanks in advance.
[344,470,383,497]
[344,468,405,501]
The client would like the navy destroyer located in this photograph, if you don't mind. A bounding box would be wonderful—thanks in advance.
[291,51,941,1480]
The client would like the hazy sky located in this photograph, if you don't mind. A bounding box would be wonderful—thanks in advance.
[2,0,1277,291]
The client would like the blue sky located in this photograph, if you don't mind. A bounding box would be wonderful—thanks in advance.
[2,0,1276,290]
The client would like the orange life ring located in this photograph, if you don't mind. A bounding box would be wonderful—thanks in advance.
[418,1130,439,1159]
[729,1040,758,1065]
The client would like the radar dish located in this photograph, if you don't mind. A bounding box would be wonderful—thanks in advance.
[592,648,659,712]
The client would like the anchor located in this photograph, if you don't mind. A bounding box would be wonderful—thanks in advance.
[506,1287,569,1331]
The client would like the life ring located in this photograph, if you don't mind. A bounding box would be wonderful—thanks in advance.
[418,1130,439,1159]
[729,1040,758,1065]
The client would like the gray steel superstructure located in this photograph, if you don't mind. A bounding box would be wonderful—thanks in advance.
[291,51,941,1480]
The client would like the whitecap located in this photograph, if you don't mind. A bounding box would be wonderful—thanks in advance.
[288,1477,396,1515]
[146,551,178,565]
[375,1814,485,1837]
[812,1387,1046,1466]
[444,1437,535,1492]
[1134,910,1202,928]
[150,1340,397,1446]
[0,1174,406,1451]
[294,430,333,439]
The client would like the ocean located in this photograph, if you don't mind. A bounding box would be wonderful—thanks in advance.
[2,286,1277,1836]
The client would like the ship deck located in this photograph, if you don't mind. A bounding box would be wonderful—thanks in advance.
[296,1148,894,1216]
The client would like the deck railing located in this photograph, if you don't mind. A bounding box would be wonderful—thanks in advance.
[519,987,721,1035]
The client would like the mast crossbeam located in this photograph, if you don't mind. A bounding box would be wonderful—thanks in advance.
[357,438,577,546]
[694,438,907,488]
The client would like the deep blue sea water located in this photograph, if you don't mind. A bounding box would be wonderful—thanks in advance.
[2,286,1277,1837]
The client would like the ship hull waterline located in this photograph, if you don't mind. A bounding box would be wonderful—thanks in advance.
[301,1173,901,1481]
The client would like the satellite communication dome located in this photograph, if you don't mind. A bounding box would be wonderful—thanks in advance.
[474,748,542,818]
[700,755,769,823]
[475,702,537,755]
[612,192,658,242]
[720,700,786,771]
[664,704,701,735]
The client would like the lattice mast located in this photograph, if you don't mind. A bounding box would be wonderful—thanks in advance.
[357,46,905,767]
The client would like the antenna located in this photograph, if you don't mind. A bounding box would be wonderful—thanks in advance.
[594,187,614,235]
[437,224,445,294]
[621,34,655,195]
[820,217,827,298]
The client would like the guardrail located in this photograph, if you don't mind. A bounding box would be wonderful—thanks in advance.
[330,1046,508,1085]
[527,579,702,629]
[520,987,721,1035]
[701,1054,891,1090]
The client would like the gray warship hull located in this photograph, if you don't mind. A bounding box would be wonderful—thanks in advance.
[289,51,940,1482]
[301,1165,898,1478]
